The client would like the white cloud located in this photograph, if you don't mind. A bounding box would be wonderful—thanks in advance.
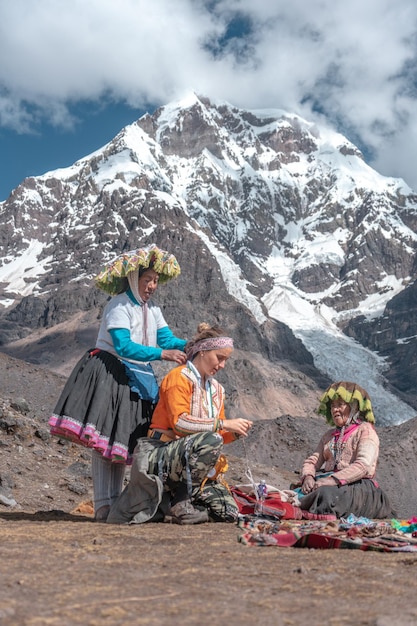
[1,0,417,187]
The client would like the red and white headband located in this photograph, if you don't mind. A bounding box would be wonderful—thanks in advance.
[186,337,233,360]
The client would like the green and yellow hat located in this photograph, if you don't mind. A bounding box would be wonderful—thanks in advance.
[318,381,375,425]
[95,244,181,295]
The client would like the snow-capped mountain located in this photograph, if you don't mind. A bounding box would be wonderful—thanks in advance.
[1,93,417,425]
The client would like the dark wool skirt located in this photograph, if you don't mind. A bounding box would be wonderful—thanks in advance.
[49,349,153,463]
[299,479,394,519]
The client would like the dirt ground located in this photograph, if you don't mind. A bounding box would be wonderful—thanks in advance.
[1,512,417,626]
[1,352,417,625]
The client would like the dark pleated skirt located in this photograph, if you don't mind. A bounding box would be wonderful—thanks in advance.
[49,349,153,463]
[299,479,394,519]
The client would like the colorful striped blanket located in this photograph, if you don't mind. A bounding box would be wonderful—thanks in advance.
[231,486,336,521]
[237,515,417,552]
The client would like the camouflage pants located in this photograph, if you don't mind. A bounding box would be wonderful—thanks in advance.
[148,432,238,522]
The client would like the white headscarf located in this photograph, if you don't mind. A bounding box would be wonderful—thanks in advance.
[127,269,143,305]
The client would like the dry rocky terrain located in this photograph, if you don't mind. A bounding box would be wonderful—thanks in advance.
[1,351,417,625]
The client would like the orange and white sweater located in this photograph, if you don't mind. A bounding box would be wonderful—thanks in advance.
[150,363,235,443]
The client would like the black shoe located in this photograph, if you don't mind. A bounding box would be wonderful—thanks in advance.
[170,500,209,525]
[94,505,110,522]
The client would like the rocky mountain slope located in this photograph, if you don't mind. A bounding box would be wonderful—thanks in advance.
[1,93,417,423]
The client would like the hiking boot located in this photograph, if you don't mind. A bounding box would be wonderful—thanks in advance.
[170,500,209,525]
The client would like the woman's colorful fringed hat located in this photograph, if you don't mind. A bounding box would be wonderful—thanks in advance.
[317,381,375,425]
[94,244,181,295]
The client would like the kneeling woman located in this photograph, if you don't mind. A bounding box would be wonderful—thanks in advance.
[107,323,253,525]
[299,381,393,519]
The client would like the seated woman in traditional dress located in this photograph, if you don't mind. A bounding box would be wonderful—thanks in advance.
[298,381,393,519]
[107,323,253,525]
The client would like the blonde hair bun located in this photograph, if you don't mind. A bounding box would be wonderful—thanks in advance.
[197,322,211,333]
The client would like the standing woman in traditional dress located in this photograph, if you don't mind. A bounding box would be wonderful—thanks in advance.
[298,381,393,519]
[49,244,186,521]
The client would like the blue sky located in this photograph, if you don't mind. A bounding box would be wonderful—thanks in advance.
[0,101,146,200]
[1,0,417,201]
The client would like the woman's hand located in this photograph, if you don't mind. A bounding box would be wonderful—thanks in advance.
[301,474,338,494]
[161,350,186,364]
[222,418,253,437]
[301,475,316,494]
[315,475,338,488]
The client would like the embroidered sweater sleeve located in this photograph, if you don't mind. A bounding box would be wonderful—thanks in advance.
[175,401,225,436]
[301,438,326,479]
[109,328,162,361]
[332,423,380,485]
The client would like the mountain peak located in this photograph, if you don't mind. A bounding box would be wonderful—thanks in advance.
[1,95,417,425]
